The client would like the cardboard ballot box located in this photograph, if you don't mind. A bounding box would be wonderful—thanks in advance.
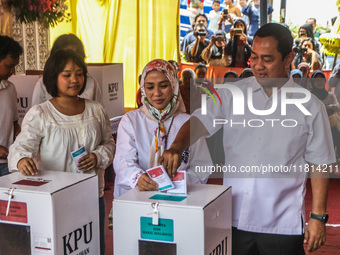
[8,74,40,125]
[113,184,232,255]
[0,170,99,255]
[87,64,125,119]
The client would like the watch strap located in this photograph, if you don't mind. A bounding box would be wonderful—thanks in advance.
[310,212,328,223]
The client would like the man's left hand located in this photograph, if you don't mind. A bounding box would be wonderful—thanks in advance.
[304,218,326,253]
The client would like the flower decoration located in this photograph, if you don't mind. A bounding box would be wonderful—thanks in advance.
[319,1,340,56]
[13,0,71,28]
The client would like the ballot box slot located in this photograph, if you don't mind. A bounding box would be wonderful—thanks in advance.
[13,178,51,186]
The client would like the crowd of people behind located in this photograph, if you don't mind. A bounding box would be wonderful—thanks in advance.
[180,0,340,160]
[182,0,334,71]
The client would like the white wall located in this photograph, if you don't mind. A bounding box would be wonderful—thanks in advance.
[272,0,338,28]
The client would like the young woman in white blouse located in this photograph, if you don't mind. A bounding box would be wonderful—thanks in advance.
[113,59,211,198]
[8,49,114,255]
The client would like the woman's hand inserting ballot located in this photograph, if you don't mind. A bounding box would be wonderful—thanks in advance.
[17,157,38,176]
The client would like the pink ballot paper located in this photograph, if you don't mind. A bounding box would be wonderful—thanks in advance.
[146,165,174,191]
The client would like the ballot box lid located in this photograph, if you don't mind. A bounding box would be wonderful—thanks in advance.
[114,184,231,209]
[0,170,96,194]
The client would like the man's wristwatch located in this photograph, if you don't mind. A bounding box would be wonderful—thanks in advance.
[310,212,329,224]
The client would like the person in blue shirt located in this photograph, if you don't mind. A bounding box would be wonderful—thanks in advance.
[181,14,214,53]
[242,0,273,36]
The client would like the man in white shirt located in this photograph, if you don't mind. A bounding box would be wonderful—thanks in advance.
[0,36,22,176]
[160,23,334,254]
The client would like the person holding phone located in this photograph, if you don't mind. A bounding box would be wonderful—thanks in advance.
[223,0,242,33]
[293,37,322,71]
[201,30,232,66]
[181,14,214,54]
[216,7,235,33]
[298,23,322,57]
[298,24,314,40]
[184,23,210,63]
[225,18,251,67]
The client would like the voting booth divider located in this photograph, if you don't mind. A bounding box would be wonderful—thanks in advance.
[87,63,125,118]
[113,184,232,255]
[0,171,99,255]
[8,63,125,125]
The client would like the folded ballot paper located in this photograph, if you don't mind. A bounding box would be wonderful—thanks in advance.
[71,146,88,173]
[146,165,187,194]
[168,170,187,195]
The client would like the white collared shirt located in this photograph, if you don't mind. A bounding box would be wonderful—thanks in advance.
[193,76,335,235]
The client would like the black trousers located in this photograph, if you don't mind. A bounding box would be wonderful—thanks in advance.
[232,227,305,255]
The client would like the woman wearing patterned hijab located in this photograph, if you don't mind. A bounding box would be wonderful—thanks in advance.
[113,59,211,197]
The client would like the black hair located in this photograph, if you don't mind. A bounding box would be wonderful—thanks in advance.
[213,0,221,4]
[50,34,86,59]
[168,60,179,72]
[234,18,247,34]
[224,71,238,79]
[43,49,87,97]
[194,23,207,31]
[194,13,208,24]
[195,62,207,72]
[254,23,293,60]
[299,23,314,40]
[0,36,23,61]
[215,30,226,39]
[301,37,315,50]
[240,68,254,78]
[280,22,289,30]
